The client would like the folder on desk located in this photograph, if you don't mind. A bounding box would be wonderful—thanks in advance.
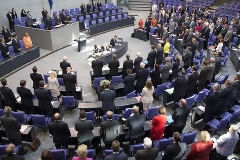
[69,128,78,137]
[58,70,62,75]
[135,96,142,102]
[76,86,81,91]
[198,106,205,112]
[16,97,21,103]
[165,88,174,94]
[167,115,174,124]
[71,72,74,74]
[20,125,28,133]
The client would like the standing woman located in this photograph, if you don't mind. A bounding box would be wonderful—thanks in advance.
[141,80,154,111]
[48,71,60,99]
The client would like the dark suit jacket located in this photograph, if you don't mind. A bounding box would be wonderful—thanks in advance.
[63,73,76,91]
[136,68,149,91]
[80,5,86,13]
[75,119,94,143]
[160,62,172,80]
[100,89,115,111]
[218,86,233,114]
[147,50,156,69]
[221,28,227,39]
[213,58,221,76]
[162,143,182,160]
[100,120,120,143]
[86,4,91,12]
[110,38,117,46]
[171,61,180,78]
[173,26,180,36]
[2,29,11,43]
[156,48,164,65]
[123,74,135,94]
[134,57,143,71]
[54,15,62,25]
[182,51,192,68]
[17,86,33,108]
[44,17,52,30]
[173,75,188,97]
[49,121,70,145]
[26,14,33,27]
[0,43,9,58]
[1,154,25,160]
[214,25,222,36]
[198,67,209,86]
[191,43,197,59]
[30,72,44,90]
[135,148,159,160]
[150,69,161,88]
[203,28,210,40]
[172,106,190,128]
[104,152,128,160]
[60,61,71,75]
[204,91,221,122]
[122,59,133,77]
[12,38,21,53]
[34,88,53,110]
[126,114,145,139]
[187,72,198,90]
[0,86,16,106]
[108,59,119,76]
[92,59,103,76]
[0,115,21,139]
[60,13,68,23]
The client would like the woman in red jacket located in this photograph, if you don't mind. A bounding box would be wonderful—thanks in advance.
[186,131,213,160]
[150,106,167,141]
[138,18,143,29]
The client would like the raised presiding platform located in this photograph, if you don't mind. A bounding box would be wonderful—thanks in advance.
[86,42,128,65]
[89,17,134,35]
[0,46,40,78]
[15,22,79,51]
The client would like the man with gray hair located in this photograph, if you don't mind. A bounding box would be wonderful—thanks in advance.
[135,137,158,160]
[136,62,148,93]
[134,52,143,72]
[206,57,215,86]
[160,57,172,83]
[223,25,233,48]
[204,83,221,124]
[60,56,71,75]
[210,125,239,160]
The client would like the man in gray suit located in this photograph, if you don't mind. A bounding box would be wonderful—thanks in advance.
[75,110,94,147]
[223,25,233,48]
[25,11,33,27]
[160,57,172,83]
[169,19,175,33]
[206,58,215,86]
[100,111,120,149]
[0,107,22,147]
[100,83,115,113]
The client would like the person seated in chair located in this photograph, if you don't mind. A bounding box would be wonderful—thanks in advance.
[110,35,118,47]
[0,38,10,58]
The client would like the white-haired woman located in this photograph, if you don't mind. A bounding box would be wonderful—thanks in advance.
[72,144,93,160]
[48,71,60,99]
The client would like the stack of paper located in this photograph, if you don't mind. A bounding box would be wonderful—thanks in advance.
[198,106,205,112]
[20,125,28,133]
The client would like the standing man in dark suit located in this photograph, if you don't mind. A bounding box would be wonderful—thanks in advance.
[230,72,240,106]
[0,38,10,58]
[206,58,215,86]
[135,137,158,160]
[80,3,86,14]
[108,54,119,77]
[41,7,48,19]
[214,21,222,36]
[218,80,233,115]
[212,53,222,82]
[49,113,71,149]
[186,66,198,97]
[44,13,52,30]
[63,67,77,97]
[110,35,118,47]
[123,69,135,95]
[220,25,228,40]
[97,0,102,11]
[34,80,53,117]
[2,25,11,43]
[30,66,44,90]
[126,106,146,144]
[198,60,209,91]
[204,83,221,124]
[0,107,22,148]
[12,34,21,53]
[173,70,188,103]
[25,11,33,27]
[86,3,92,13]
[60,9,68,24]
[182,47,192,69]
[147,45,156,69]
[172,99,190,133]
[134,52,143,72]
[100,111,120,149]
[100,83,115,113]
[54,13,62,25]
[17,80,34,114]
[75,110,94,147]
[162,132,187,160]
[122,54,133,78]
[150,64,161,88]
[6,10,14,33]
[160,57,172,83]
[104,140,128,160]
[136,62,149,93]
[191,38,198,66]
[60,56,71,75]
[156,44,164,65]
[202,24,210,44]
[92,55,103,77]
[0,78,17,111]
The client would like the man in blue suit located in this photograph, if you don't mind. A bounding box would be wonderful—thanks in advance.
[100,83,115,113]
[104,140,128,160]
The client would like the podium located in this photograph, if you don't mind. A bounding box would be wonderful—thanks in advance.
[74,37,86,52]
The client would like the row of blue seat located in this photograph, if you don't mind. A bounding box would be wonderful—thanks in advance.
[0,40,25,60]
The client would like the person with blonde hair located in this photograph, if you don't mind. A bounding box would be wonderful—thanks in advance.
[186,131,213,160]
[23,32,32,49]
[47,71,60,99]
[141,80,154,111]
[72,144,92,160]
[151,106,167,141]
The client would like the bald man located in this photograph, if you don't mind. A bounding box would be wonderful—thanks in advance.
[60,56,71,75]
[63,67,76,97]
[49,113,71,149]
[0,144,25,160]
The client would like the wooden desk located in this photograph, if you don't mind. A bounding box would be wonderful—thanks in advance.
[33,100,62,116]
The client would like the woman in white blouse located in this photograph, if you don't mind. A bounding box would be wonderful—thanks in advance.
[213,39,223,56]
[48,71,60,99]
[141,80,154,111]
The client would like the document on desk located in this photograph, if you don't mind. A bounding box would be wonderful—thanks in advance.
[58,70,62,75]
[16,97,21,103]
[198,106,205,112]
[165,88,174,94]
[135,96,142,102]
[167,115,174,124]
[69,128,78,137]
[20,125,28,133]
[76,86,81,91]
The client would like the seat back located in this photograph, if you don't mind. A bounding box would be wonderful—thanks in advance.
[0,109,4,117]
[8,46,14,55]
[155,84,167,96]
[111,75,122,84]
[50,149,67,160]
[98,18,103,24]
[105,16,110,22]
[104,148,123,156]
[39,24,45,29]
[79,16,84,21]
[117,14,122,19]
[181,131,197,145]
[111,15,115,21]
[0,145,7,156]
[102,114,118,121]
[86,111,95,122]
[230,109,240,123]
[147,107,158,120]
[123,13,128,18]
[126,90,136,98]
[131,144,144,156]
[186,95,196,108]
[43,74,50,84]
[158,138,173,151]
[62,96,75,107]
[12,112,25,123]
[31,114,48,127]
[92,13,97,18]
[0,51,3,60]
[71,17,77,22]
[93,77,105,88]
[124,108,133,119]
[57,78,64,86]
[218,116,230,130]
[19,40,25,50]
[86,15,90,19]
[195,90,206,103]
[91,20,96,26]
[99,12,103,17]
